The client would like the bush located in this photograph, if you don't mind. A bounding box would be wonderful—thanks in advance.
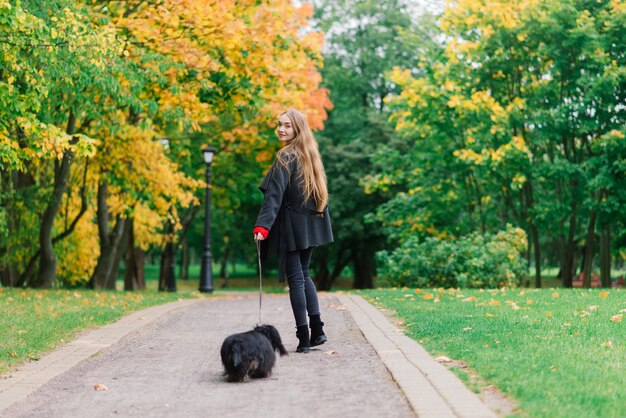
[377,225,528,288]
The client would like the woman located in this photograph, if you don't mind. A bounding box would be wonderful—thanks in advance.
[253,109,333,353]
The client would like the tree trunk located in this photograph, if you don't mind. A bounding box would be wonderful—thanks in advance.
[31,110,77,288]
[219,246,230,288]
[158,242,176,292]
[599,224,611,288]
[352,249,375,289]
[124,219,146,291]
[561,200,578,288]
[530,223,541,288]
[313,249,331,291]
[91,180,127,290]
[107,219,131,289]
[1,266,16,287]
[181,235,189,280]
[582,210,597,288]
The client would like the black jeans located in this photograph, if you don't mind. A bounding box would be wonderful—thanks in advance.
[285,248,320,327]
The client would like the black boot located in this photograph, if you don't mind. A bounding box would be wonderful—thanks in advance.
[296,325,311,353]
[309,314,327,347]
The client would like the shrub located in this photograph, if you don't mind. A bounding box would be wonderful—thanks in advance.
[377,225,528,288]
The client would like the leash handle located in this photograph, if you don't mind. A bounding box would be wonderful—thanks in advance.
[256,240,263,324]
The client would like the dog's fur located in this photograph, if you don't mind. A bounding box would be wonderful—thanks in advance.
[220,324,288,382]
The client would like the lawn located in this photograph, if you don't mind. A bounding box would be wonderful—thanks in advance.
[356,287,625,418]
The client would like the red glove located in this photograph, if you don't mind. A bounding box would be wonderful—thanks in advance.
[253,226,269,239]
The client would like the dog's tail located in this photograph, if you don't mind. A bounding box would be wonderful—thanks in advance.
[231,342,243,367]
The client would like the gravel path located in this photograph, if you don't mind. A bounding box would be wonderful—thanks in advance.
[2,294,415,418]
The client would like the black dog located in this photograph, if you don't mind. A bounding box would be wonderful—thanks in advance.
[220,324,288,382]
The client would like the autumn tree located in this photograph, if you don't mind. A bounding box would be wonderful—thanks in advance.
[372,0,626,287]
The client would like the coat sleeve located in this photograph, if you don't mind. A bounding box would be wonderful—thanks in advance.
[255,161,290,231]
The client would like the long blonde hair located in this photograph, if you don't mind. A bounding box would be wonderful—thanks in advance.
[276,109,328,213]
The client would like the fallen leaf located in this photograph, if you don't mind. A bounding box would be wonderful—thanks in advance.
[488,299,501,306]
[336,306,346,311]
[486,313,494,318]
[599,291,609,299]
[324,350,337,356]
[422,293,434,300]
[435,356,452,363]
[462,296,477,302]
[73,292,82,298]
[552,292,559,298]
[619,308,626,313]
[601,341,613,348]
[17,330,28,334]
[546,311,553,317]
[589,305,599,311]
[93,383,108,391]
[463,327,473,331]
[610,314,623,323]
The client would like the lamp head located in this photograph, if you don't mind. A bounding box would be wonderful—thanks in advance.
[202,146,216,164]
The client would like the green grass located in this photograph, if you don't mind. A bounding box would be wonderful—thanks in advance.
[356,287,626,418]
[0,287,203,376]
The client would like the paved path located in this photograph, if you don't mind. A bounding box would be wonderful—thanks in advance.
[0,293,497,418]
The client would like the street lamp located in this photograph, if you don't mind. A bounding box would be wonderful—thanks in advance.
[199,145,216,293]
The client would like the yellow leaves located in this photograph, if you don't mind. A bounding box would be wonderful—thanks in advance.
[599,291,609,299]
[463,296,477,302]
[422,292,434,300]
[486,313,495,318]
[552,292,560,299]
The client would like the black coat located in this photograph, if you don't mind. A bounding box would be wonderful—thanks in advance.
[255,156,333,281]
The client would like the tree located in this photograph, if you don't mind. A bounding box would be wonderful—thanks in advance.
[372,0,626,287]
[312,0,427,288]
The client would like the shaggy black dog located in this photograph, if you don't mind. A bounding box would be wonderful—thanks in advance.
[220,324,288,382]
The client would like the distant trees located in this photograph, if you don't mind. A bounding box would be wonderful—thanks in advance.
[0,0,330,288]
[369,0,626,287]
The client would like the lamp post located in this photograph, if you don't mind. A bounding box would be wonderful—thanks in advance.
[199,146,216,293]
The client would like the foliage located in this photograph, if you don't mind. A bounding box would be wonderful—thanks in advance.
[311,0,430,288]
[378,225,528,288]
[360,287,626,418]
[368,0,626,285]
[1,0,330,287]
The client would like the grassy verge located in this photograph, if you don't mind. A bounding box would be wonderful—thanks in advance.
[356,287,625,418]
[0,287,202,376]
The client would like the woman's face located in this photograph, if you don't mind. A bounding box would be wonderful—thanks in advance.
[277,115,296,142]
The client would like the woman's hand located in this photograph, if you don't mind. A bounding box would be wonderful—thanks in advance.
[253,226,269,241]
